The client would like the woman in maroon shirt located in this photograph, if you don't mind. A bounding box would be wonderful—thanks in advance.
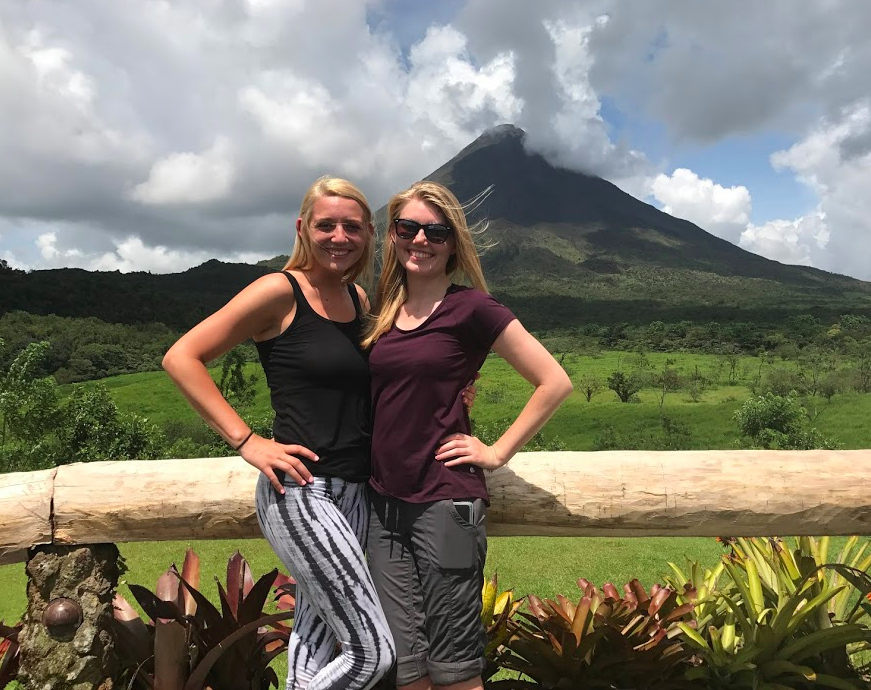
[363,181,573,690]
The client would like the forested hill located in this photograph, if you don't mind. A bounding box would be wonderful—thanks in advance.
[0,260,271,330]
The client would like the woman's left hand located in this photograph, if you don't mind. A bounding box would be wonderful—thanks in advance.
[435,433,504,469]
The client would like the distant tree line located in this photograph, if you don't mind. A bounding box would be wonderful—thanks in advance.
[4,305,871,389]
[545,313,871,358]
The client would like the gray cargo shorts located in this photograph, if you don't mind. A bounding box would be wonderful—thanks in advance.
[367,490,488,687]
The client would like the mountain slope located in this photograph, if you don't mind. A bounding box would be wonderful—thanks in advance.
[419,124,871,328]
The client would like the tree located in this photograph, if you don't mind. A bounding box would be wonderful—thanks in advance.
[734,393,838,450]
[0,340,65,471]
[607,371,641,403]
[0,341,62,447]
[60,384,164,463]
[847,338,871,393]
[576,373,603,403]
[685,365,709,403]
[654,366,681,412]
[217,347,259,409]
[721,347,741,385]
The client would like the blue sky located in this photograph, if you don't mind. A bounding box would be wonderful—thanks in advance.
[1,0,869,279]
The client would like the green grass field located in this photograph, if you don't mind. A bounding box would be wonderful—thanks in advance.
[60,350,871,450]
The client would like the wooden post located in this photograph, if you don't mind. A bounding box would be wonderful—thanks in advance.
[17,544,121,689]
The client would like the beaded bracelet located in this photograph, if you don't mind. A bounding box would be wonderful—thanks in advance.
[234,430,254,452]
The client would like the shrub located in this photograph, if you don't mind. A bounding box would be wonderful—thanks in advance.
[494,579,697,689]
[667,537,871,689]
[607,371,642,403]
[734,393,839,450]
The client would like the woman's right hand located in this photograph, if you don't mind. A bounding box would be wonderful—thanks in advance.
[239,435,319,492]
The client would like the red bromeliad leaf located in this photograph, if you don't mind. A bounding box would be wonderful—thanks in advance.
[154,619,187,690]
[128,584,185,625]
[528,595,547,620]
[273,573,297,611]
[180,548,200,617]
[629,579,650,603]
[157,570,180,602]
[237,569,279,627]
[603,583,620,600]
[112,593,140,622]
[225,551,253,618]
[0,621,20,641]
[648,587,671,618]
[111,596,152,670]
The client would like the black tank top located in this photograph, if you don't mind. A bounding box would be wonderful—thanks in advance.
[254,272,371,482]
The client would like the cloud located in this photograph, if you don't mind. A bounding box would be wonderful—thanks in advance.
[767,102,871,279]
[34,231,266,274]
[739,211,827,267]
[651,168,751,243]
[130,137,235,205]
[587,1,871,142]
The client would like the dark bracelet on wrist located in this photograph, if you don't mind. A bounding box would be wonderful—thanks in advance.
[234,430,254,452]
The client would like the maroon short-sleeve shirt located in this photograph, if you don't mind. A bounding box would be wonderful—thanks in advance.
[368,285,516,504]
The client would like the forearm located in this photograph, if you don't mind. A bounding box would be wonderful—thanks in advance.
[162,352,251,448]
[490,380,571,464]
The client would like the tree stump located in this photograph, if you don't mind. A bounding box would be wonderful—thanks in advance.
[18,544,120,689]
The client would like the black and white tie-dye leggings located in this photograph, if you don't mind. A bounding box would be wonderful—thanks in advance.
[256,474,396,690]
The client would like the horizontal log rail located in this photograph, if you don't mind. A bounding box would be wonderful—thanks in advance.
[3,450,871,566]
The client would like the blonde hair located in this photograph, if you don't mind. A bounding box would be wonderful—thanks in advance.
[283,176,374,285]
[362,181,489,349]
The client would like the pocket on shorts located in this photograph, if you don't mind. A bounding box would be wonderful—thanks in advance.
[432,499,480,570]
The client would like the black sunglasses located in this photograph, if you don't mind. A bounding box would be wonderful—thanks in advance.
[393,218,453,244]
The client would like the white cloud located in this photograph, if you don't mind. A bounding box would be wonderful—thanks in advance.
[768,102,871,279]
[131,137,235,205]
[34,232,267,274]
[740,211,827,266]
[651,169,751,243]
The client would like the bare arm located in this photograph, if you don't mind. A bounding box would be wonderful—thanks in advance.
[162,273,317,491]
[436,319,573,469]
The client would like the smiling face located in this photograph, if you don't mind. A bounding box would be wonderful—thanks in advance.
[297,195,373,277]
[390,198,456,281]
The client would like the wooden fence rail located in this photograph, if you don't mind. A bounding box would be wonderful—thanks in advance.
[4,449,871,565]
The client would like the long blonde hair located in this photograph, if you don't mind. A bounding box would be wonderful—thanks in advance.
[362,181,489,349]
[283,176,374,285]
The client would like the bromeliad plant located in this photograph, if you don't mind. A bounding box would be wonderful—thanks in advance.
[491,578,697,690]
[0,619,21,688]
[481,572,523,682]
[667,536,871,689]
[113,549,296,690]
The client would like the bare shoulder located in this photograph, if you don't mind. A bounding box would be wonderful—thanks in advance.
[207,271,295,334]
[353,283,371,312]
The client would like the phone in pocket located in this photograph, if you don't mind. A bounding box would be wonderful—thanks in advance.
[453,500,475,524]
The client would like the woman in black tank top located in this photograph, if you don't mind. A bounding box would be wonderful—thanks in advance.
[163,177,396,690]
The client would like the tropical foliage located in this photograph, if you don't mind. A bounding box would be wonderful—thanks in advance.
[113,548,295,690]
